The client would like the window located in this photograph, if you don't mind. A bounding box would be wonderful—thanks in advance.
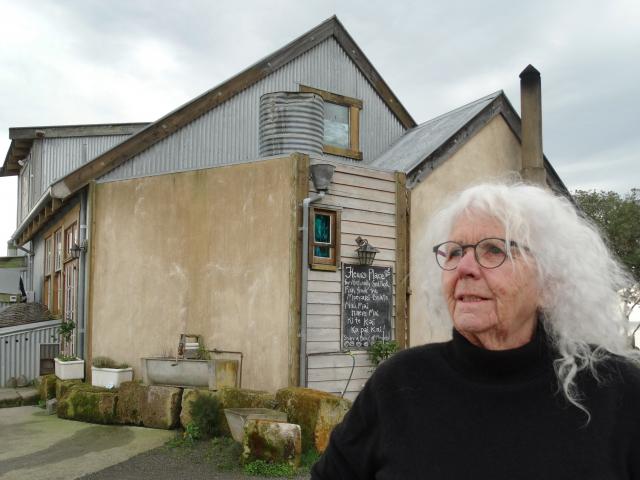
[300,85,362,160]
[309,207,341,271]
[41,208,79,315]
[43,236,53,308]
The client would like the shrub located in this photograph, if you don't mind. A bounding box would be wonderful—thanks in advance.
[244,459,295,477]
[190,393,223,438]
[92,356,130,369]
[368,339,398,366]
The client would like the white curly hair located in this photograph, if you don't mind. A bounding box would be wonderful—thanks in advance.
[424,181,639,413]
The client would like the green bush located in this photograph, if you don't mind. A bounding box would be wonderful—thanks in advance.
[243,459,296,477]
[368,339,398,366]
[190,393,223,438]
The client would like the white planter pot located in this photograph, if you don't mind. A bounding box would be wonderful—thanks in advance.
[54,358,85,380]
[91,366,133,389]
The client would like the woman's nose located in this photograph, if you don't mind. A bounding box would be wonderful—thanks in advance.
[456,248,481,277]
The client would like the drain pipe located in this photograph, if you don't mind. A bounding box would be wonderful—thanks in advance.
[299,163,335,387]
[299,191,324,387]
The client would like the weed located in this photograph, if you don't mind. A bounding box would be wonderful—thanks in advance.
[299,449,321,472]
[244,459,296,477]
[92,356,130,369]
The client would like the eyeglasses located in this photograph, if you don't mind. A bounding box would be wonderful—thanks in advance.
[432,238,522,270]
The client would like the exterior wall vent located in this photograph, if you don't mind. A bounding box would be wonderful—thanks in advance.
[259,92,324,158]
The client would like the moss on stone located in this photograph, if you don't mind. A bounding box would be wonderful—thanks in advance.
[115,382,182,429]
[57,384,117,424]
[39,374,57,401]
[56,379,83,400]
[275,387,351,453]
[243,419,301,467]
[115,381,145,425]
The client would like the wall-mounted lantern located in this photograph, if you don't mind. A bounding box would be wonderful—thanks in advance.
[355,236,379,266]
[70,240,87,260]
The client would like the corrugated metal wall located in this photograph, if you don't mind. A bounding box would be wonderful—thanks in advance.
[99,38,406,183]
[305,162,397,401]
[18,135,130,223]
[0,319,61,386]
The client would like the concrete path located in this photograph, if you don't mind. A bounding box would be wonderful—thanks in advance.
[0,406,173,480]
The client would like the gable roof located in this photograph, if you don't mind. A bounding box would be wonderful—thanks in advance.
[370,91,501,173]
[1,123,149,178]
[370,91,569,194]
[50,16,416,199]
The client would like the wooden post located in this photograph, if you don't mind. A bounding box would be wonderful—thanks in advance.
[395,172,410,349]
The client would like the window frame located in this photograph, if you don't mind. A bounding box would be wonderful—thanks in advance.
[300,85,363,160]
[309,207,341,271]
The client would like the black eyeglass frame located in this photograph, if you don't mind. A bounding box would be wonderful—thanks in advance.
[432,237,523,271]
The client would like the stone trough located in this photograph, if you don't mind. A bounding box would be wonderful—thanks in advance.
[224,407,288,443]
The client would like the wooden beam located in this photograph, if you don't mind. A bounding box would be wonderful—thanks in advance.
[9,123,149,140]
[394,172,409,349]
[288,153,310,387]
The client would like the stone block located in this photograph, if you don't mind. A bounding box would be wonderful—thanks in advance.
[0,390,21,408]
[38,374,57,401]
[275,387,351,453]
[56,379,82,400]
[17,387,39,405]
[116,382,182,429]
[243,419,301,467]
[57,384,117,424]
[115,381,145,425]
[46,398,58,415]
[142,385,182,429]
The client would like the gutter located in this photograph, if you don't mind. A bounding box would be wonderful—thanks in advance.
[9,188,52,245]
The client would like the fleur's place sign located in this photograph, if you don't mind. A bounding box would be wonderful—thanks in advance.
[342,264,393,350]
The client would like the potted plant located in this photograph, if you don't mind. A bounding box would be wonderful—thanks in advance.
[91,356,133,388]
[54,319,85,380]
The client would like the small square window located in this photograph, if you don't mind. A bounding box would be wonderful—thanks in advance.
[310,207,341,271]
[300,85,362,160]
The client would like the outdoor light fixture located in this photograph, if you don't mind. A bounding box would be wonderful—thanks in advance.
[70,241,87,259]
[355,236,379,266]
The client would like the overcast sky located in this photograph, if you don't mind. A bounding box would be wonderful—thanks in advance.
[1,0,639,254]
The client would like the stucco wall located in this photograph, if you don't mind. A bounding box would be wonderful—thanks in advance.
[409,115,522,345]
[90,156,299,391]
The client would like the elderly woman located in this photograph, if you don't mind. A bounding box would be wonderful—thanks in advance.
[312,182,640,479]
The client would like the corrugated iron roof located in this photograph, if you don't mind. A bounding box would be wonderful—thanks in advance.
[369,91,502,173]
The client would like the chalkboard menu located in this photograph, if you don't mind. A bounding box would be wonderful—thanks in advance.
[342,264,393,350]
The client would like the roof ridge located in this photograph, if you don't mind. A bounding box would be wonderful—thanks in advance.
[417,90,503,128]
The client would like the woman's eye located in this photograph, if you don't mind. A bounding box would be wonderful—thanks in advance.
[448,248,463,258]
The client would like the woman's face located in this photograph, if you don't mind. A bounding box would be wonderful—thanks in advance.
[441,214,541,350]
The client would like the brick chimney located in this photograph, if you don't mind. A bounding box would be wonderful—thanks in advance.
[519,65,546,185]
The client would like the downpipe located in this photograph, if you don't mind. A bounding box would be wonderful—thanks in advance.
[299,191,324,386]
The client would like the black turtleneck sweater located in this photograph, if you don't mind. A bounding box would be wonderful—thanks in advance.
[311,329,640,479]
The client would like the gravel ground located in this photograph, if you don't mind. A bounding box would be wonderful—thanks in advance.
[78,438,313,480]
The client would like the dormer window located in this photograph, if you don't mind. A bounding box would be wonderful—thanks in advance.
[300,85,362,160]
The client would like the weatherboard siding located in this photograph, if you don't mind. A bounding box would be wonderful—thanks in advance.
[98,38,406,183]
[306,163,397,399]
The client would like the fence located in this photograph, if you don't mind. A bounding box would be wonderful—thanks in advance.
[0,319,61,387]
